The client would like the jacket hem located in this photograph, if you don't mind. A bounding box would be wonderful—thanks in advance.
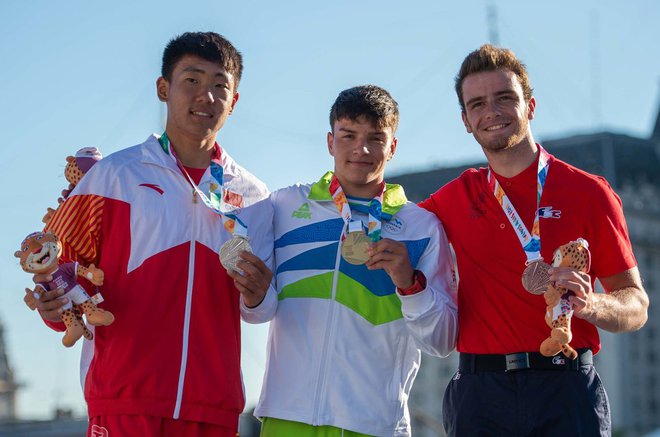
[88,399,240,429]
[254,407,403,437]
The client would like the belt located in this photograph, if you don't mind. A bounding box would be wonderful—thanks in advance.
[459,349,593,373]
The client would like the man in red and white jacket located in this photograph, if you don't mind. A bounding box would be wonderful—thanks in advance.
[35,32,276,437]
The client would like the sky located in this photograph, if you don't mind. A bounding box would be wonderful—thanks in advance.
[1,0,659,421]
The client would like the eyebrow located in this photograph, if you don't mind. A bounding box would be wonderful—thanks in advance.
[465,90,516,107]
[464,96,484,107]
[337,127,388,136]
[181,66,229,79]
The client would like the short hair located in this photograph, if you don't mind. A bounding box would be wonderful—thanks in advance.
[455,44,533,112]
[161,32,243,90]
[329,85,399,133]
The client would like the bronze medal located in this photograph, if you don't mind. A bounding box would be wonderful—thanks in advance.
[521,259,552,295]
[341,231,371,265]
[219,235,253,273]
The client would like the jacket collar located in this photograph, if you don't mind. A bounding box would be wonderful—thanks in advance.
[141,134,179,170]
[140,134,232,180]
[308,171,407,219]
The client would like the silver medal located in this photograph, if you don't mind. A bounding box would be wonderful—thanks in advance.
[219,235,253,273]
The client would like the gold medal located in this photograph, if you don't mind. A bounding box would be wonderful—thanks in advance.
[341,231,371,265]
[521,259,552,295]
[219,235,253,274]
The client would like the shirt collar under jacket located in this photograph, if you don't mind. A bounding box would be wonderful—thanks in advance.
[308,170,407,220]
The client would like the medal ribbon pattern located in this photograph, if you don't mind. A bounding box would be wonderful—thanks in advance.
[158,132,247,237]
[329,174,384,242]
[487,146,550,263]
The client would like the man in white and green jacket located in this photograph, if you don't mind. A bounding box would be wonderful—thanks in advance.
[254,85,458,437]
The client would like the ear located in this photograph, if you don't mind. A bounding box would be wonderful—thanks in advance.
[387,137,397,161]
[229,92,239,114]
[66,156,75,163]
[527,96,536,121]
[327,131,335,156]
[461,111,473,134]
[14,251,21,258]
[156,77,169,102]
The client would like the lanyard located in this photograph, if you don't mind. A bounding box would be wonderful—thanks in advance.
[158,132,247,237]
[329,174,384,242]
[487,146,550,263]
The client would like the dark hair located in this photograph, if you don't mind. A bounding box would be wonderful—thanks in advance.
[329,85,399,133]
[455,44,533,112]
[161,32,243,89]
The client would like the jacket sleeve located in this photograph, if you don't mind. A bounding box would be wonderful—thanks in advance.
[41,190,104,332]
[240,196,278,323]
[398,215,458,357]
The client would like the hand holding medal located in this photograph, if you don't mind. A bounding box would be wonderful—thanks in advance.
[365,238,415,290]
[226,250,274,308]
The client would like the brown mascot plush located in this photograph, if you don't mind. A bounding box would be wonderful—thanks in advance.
[15,230,114,347]
[42,147,102,224]
[540,238,591,359]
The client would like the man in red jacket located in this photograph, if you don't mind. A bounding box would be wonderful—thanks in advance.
[420,44,649,436]
[33,32,276,437]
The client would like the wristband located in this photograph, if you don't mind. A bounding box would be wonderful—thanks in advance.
[397,270,427,296]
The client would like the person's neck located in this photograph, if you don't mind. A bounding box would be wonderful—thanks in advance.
[484,136,538,178]
[336,174,384,199]
[165,129,216,169]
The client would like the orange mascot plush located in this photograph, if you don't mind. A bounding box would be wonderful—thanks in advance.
[540,238,591,359]
[15,230,114,347]
[42,146,102,224]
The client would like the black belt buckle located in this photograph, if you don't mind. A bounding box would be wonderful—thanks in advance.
[505,352,530,372]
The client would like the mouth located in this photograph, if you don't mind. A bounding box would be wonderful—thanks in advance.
[190,110,214,118]
[348,160,372,167]
[483,123,510,132]
[34,250,51,265]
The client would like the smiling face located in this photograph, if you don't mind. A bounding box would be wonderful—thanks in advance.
[15,231,61,274]
[327,117,397,198]
[460,69,535,153]
[157,54,239,144]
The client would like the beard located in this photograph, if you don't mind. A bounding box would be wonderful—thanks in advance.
[475,117,531,153]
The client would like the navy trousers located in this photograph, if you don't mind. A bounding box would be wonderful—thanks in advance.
[442,365,611,436]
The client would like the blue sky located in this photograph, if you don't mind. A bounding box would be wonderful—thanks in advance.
[1,0,659,420]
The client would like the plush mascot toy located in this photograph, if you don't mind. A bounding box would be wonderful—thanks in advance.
[15,230,114,347]
[42,146,102,224]
[540,238,591,359]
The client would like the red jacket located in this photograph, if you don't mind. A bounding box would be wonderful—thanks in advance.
[46,135,276,429]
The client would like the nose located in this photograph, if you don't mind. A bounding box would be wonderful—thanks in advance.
[354,139,370,155]
[31,246,41,255]
[484,100,501,119]
[197,88,215,104]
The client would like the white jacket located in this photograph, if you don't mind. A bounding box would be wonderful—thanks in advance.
[255,172,458,436]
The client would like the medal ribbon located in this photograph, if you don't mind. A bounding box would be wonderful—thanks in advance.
[329,174,384,242]
[487,146,550,263]
[158,132,247,237]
